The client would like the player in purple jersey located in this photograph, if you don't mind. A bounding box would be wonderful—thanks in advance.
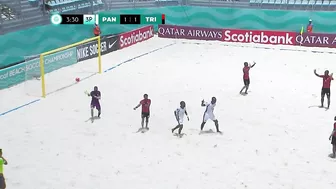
[87,86,101,119]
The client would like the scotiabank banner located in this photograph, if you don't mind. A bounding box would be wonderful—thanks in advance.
[119,25,154,49]
[158,25,223,41]
[295,33,336,48]
[158,24,336,49]
[223,29,296,45]
[158,25,297,46]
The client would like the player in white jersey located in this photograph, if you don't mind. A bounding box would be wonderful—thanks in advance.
[172,101,189,136]
[201,97,221,133]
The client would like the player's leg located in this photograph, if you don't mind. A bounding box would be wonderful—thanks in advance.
[213,120,221,133]
[172,125,180,133]
[210,114,221,133]
[321,88,326,107]
[96,103,101,117]
[145,113,149,129]
[240,79,246,93]
[332,137,336,158]
[201,113,208,131]
[239,86,245,94]
[326,89,331,108]
[0,174,6,189]
[177,118,184,134]
[178,124,184,135]
[172,114,180,133]
[141,113,145,128]
[90,104,95,118]
[244,79,250,94]
[172,115,179,133]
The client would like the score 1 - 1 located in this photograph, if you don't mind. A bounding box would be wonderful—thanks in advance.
[83,14,96,25]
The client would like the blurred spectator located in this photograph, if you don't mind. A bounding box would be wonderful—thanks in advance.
[94,23,101,36]
[0,149,8,189]
[40,0,51,13]
[306,19,313,33]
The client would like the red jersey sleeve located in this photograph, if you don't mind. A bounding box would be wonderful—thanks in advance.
[334,122,336,130]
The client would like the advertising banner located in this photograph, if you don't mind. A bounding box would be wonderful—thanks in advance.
[222,29,296,45]
[0,47,77,89]
[76,35,119,62]
[119,25,154,49]
[295,33,336,48]
[158,25,223,41]
[158,25,297,46]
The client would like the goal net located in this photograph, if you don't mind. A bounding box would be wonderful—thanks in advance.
[24,36,102,97]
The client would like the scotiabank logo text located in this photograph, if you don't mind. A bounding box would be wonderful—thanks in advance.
[119,26,154,49]
[223,29,296,45]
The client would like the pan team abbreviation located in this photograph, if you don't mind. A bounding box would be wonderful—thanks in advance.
[51,14,166,25]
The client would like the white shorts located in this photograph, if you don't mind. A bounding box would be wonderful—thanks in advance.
[177,117,184,125]
[203,113,216,122]
[177,118,183,125]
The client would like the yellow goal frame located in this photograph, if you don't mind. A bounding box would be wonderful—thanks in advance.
[39,36,102,98]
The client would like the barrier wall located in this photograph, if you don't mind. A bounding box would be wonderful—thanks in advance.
[1,6,336,68]
[0,25,154,90]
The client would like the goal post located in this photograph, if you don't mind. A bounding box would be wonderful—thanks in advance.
[39,36,102,98]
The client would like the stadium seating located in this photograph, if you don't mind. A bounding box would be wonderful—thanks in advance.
[249,0,336,10]
[0,2,20,23]
[155,0,179,6]
[49,0,104,13]
[28,0,104,13]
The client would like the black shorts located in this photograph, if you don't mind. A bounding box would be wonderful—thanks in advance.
[332,136,336,145]
[244,79,250,85]
[321,88,331,96]
[141,112,150,118]
[0,174,6,189]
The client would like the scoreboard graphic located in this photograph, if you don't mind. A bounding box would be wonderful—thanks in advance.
[50,14,165,25]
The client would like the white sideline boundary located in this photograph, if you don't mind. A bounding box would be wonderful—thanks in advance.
[173,38,336,54]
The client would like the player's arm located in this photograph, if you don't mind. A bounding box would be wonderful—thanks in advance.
[314,69,322,77]
[330,129,335,140]
[95,92,101,100]
[201,100,206,106]
[331,73,334,80]
[174,109,180,121]
[1,157,7,165]
[88,91,99,99]
[134,102,142,110]
[250,62,256,68]
[185,110,190,120]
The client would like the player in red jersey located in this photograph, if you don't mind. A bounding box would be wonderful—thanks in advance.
[240,61,256,94]
[134,94,151,130]
[314,69,333,109]
[329,116,336,158]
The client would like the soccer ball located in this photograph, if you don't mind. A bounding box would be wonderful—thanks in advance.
[75,78,80,82]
